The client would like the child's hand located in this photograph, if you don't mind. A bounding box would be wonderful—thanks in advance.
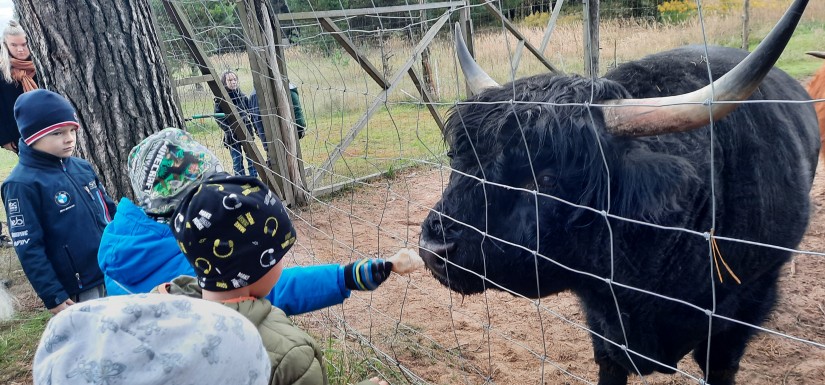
[344,258,393,291]
[49,299,75,315]
[387,248,424,275]
[368,377,389,385]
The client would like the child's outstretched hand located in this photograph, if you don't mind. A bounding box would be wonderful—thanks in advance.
[344,258,393,291]
[343,248,424,291]
[387,248,424,275]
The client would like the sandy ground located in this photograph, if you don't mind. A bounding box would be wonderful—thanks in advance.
[289,164,825,385]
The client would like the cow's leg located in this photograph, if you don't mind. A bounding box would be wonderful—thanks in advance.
[596,357,629,385]
[592,339,629,385]
[586,306,630,385]
[692,333,745,385]
[692,277,779,385]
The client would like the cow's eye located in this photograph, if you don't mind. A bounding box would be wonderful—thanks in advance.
[537,174,555,188]
[524,173,555,191]
[447,150,455,159]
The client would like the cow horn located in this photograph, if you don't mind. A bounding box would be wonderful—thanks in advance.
[455,23,499,96]
[602,0,809,137]
[806,51,825,59]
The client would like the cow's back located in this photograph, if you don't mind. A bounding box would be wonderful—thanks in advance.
[605,46,818,253]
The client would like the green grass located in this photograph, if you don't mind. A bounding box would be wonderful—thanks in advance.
[323,340,391,385]
[0,311,50,384]
[175,101,448,190]
[771,21,825,78]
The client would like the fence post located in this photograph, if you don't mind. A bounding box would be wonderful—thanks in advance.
[460,1,473,97]
[236,0,307,206]
[161,0,283,199]
[583,0,600,79]
[742,0,751,50]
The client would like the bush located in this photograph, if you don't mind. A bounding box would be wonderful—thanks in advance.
[658,0,697,24]
[521,12,551,28]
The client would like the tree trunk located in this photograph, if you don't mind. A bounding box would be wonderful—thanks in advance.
[14,0,184,200]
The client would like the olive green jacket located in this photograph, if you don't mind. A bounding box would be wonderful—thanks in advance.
[154,276,328,385]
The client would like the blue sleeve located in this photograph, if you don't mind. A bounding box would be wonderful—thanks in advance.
[266,264,351,316]
[2,182,69,308]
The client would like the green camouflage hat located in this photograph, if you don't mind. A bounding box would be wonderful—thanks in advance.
[128,128,223,216]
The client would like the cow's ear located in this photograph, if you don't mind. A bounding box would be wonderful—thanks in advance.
[612,147,699,221]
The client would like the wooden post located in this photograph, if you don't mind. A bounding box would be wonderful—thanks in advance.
[742,0,751,50]
[583,0,600,79]
[161,0,283,199]
[459,2,474,97]
[481,1,562,74]
[260,3,308,205]
[420,0,437,99]
[540,0,565,55]
[237,0,308,206]
[310,9,452,189]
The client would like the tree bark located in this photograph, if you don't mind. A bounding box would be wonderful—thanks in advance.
[14,0,184,199]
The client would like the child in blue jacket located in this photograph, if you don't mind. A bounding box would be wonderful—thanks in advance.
[98,128,390,316]
[2,90,116,314]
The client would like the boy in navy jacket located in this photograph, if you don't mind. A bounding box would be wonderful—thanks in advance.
[2,90,116,314]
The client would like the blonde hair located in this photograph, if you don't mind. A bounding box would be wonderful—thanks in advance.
[0,20,27,83]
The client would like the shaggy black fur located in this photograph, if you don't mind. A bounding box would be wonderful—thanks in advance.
[420,46,819,385]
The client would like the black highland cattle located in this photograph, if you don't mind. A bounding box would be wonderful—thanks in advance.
[418,1,818,384]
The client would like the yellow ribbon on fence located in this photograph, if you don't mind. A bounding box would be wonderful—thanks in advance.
[710,229,742,285]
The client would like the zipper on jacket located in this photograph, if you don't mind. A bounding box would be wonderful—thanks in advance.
[61,159,106,233]
[64,245,84,289]
[83,186,95,201]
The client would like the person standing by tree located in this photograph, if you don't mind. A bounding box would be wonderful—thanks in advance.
[3,90,116,315]
[0,20,37,155]
[215,70,258,177]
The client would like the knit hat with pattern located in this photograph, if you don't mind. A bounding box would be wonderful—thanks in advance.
[128,127,223,217]
[33,294,270,385]
[172,176,295,291]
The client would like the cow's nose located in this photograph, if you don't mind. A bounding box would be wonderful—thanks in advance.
[418,240,455,271]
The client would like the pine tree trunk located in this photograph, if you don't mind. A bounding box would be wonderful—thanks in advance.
[14,0,183,199]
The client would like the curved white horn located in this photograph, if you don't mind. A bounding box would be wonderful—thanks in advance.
[455,23,499,96]
[603,0,809,137]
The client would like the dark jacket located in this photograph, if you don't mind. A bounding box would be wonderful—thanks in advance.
[0,74,35,147]
[2,143,116,308]
[214,89,254,147]
[249,86,306,141]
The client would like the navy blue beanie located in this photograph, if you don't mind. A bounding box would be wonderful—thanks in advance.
[14,89,79,146]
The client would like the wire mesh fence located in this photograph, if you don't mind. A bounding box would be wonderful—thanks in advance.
[149,1,825,384]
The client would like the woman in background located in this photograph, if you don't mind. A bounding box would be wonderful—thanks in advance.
[214,70,258,177]
[0,20,36,247]
[0,20,37,155]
